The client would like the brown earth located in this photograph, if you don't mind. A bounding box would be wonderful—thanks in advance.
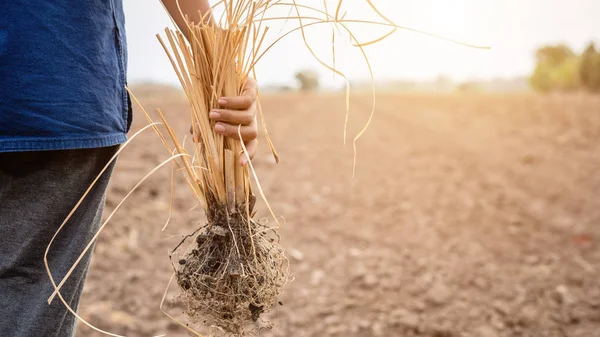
[77,90,600,337]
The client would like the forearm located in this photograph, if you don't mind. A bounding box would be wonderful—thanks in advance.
[161,0,214,32]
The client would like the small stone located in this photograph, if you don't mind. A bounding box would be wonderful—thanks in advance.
[324,325,342,335]
[555,284,574,305]
[427,283,452,306]
[419,271,434,285]
[109,310,135,327]
[358,319,371,329]
[348,247,362,257]
[352,263,368,278]
[475,326,499,337]
[416,258,429,269]
[406,283,425,296]
[412,300,427,312]
[568,305,586,323]
[323,314,339,325]
[473,277,489,289]
[399,313,420,329]
[493,301,511,315]
[287,248,304,261]
[391,308,409,319]
[508,225,519,235]
[363,274,378,288]
[525,255,539,265]
[566,273,584,286]
[371,322,385,336]
[491,315,505,330]
[311,269,325,285]
[468,307,481,318]
[519,305,539,324]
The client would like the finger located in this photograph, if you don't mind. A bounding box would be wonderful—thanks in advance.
[218,95,254,110]
[209,108,255,125]
[214,122,257,142]
[218,78,257,110]
[240,139,258,166]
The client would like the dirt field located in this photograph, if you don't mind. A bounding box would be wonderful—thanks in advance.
[77,90,600,337]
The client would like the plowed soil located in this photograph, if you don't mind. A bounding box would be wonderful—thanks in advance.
[77,90,600,337]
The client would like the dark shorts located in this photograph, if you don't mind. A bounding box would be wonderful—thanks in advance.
[0,146,117,337]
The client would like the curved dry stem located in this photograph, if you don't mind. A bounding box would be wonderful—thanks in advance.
[46,153,189,315]
[353,27,397,47]
[43,125,185,337]
[45,123,161,305]
[334,0,344,20]
[238,126,280,228]
[160,272,205,337]
[252,16,491,50]
[253,68,280,164]
[333,21,376,177]
[290,1,352,145]
[162,148,178,231]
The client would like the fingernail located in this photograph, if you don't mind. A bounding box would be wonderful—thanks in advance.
[218,98,227,105]
[209,111,220,119]
[215,123,225,133]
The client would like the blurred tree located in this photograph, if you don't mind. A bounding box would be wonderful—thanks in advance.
[457,81,482,93]
[552,56,581,91]
[530,63,553,92]
[579,42,600,91]
[530,44,580,92]
[535,44,575,67]
[295,70,319,92]
[596,53,600,91]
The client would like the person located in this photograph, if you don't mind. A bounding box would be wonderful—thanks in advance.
[0,1,258,336]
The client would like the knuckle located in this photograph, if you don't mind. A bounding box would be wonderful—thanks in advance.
[224,126,237,137]
[231,128,244,139]
[241,113,253,124]
[248,128,258,139]
[217,110,229,120]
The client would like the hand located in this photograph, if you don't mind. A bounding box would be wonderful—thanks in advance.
[196,77,259,166]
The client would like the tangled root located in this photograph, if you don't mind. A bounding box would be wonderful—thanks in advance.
[173,196,289,335]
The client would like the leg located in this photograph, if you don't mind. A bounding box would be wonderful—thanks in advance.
[0,146,118,337]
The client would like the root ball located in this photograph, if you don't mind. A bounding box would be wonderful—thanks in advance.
[174,201,288,335]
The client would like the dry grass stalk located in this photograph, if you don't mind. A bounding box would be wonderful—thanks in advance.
[42,1,490,336]
[151,3,289,335]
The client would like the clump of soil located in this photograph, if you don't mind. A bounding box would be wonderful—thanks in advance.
[173,195,289,335]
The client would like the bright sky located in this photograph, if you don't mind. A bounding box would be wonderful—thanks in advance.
[124,0,600,88]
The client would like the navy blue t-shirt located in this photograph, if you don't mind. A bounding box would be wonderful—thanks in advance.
[0,1,131,152]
